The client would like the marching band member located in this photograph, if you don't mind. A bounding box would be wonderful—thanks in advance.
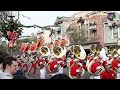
[57,58,64,74]
[37,56,46,79]
[27,56,37,75]
[107,54,113,61]
[47,55,61,77]
[69,55,75,68]
[17,57,24,70]
[86,54,94,67]
[111,53,120,79]
[21,55,29,74]
[100,61,116,79]
[69,59,85,79]
[88,55,104,79]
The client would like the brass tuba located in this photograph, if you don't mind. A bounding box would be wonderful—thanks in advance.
[71,45,86,60]
[52,46,64,58]
[39,46,50,56]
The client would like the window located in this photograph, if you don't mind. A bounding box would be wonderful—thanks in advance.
[112,26,118,39]
[93,30,97,37]
[57,31,61,34]
[58,37,61,40]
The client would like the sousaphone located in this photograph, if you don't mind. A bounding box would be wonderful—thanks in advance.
[40,46,50,56]
[52,46,64,58]
[70,45,86,60]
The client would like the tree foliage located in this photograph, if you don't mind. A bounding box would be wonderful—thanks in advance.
[66,24,87,45]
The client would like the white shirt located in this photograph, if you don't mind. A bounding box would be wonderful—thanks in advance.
[0,69,4,79]
[1,72,13,79]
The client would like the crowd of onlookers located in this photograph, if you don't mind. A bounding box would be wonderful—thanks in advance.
[0,51,70,79]
[0,51,28,79]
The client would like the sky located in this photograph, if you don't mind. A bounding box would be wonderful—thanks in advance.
[19,11,80,36]
[18,11,120,36]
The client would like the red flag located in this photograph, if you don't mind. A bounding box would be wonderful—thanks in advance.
[29,42,37,52]
[20,43,26,52]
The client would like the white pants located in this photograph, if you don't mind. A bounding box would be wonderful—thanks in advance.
[117,73,120,79]
[39,67,46,79]
[59,67,63,74]
[90,76,100,79]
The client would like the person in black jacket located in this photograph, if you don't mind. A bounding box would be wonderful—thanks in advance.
[50,74,71,79]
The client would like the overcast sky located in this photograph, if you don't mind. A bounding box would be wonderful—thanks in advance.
[19,11,80,36]
[18,11,120,36]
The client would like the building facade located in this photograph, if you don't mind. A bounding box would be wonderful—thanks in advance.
[54,16,71,46]
[69,11,108,46]
[103,12,120,52]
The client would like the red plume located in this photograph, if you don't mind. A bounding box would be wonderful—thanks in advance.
[53,40,60,47]
[24,43,30,52]
[47,43,52,48]
[36,37,45,48]
[60,39,68,47]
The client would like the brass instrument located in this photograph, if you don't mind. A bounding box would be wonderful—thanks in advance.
[52,46,64,58]
[70,45,86,60]
[40,46,50,56]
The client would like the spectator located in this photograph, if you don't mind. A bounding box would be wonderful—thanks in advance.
[50,74,71,79]
[0,52,8,79]
[1,56,18,79]
[13,75,27,79]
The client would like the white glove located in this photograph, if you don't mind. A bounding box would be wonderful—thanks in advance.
[58,61,61,64]
[54,65,57,68]
[40,62,43,64]
[76,69,80,72]
[118,64,120,67]
[79,63,83,67]
[96,66,101,70]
